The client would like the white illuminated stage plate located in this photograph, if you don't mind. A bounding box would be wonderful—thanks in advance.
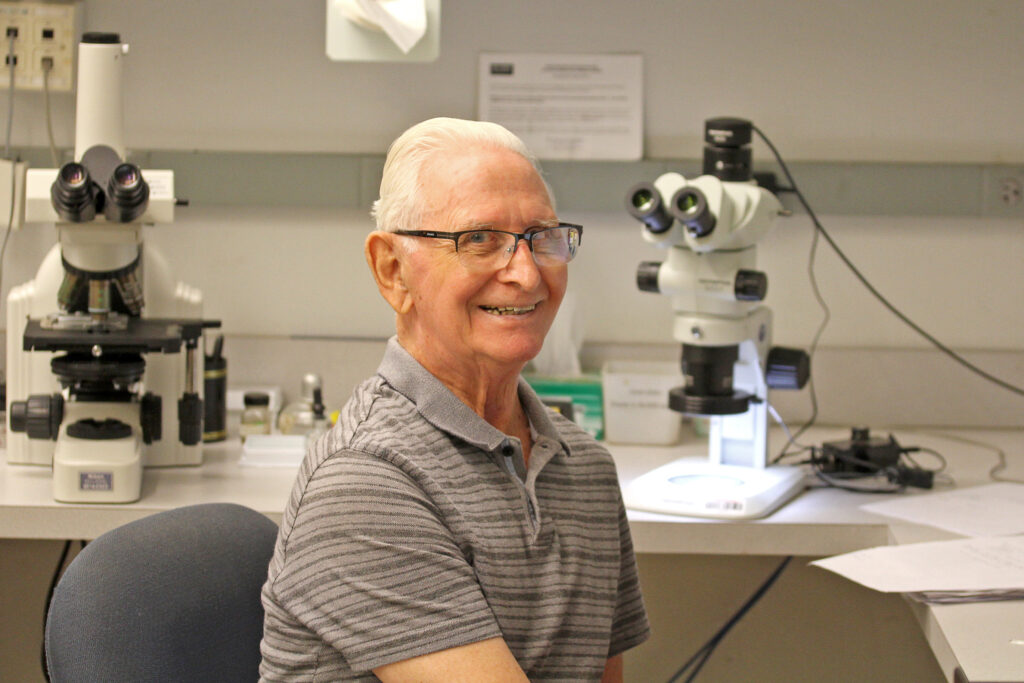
[625,457,806,520]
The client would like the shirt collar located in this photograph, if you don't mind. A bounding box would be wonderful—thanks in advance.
[377,337,571,455]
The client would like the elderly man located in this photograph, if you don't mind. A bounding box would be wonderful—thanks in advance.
[260,118,650,682]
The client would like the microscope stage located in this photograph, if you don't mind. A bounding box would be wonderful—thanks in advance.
[624,457,806,520]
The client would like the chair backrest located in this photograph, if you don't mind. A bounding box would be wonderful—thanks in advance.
[45,502,279,683]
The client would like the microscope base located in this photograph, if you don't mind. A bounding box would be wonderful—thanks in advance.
[52,403,143,504]
[624,457,805,520]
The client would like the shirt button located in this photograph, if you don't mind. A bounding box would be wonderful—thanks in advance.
[501,444,514,457]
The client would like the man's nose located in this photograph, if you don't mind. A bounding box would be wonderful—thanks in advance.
[500,239,542,285]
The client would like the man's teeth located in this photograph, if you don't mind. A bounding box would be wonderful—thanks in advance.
[482,304,537,315]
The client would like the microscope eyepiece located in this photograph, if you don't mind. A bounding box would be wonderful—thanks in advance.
[51,162,99,222]
[625,182,674,234]
[104,163,150,223]
[669,186,716,237]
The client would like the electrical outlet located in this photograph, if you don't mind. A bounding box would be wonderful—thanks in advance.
[0,1,75,92]
[981,167,1024,218]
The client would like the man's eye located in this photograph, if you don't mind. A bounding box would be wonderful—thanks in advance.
[463,231,499,246]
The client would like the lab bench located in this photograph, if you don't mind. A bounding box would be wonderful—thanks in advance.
[2,426,1022,682]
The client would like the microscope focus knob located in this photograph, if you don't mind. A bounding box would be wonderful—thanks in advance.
[734,270,767,301]
[765,347,811,390]
[636,261,662,293]
[9,393,64,440]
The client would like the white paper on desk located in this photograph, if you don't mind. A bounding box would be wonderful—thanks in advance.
[861,482,1024,537]
[811,535,1024,593]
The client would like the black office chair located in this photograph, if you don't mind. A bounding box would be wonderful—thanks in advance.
[44,502,279,683]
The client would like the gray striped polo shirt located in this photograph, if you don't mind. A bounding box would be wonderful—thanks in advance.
[260,338,650,681]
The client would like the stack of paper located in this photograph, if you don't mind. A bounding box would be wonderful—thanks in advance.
[812,483,1024,604]
[812,535,1024,604]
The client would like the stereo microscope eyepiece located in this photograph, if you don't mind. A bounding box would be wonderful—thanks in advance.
[669,186,716,237]
[51,162,98,222]
[104,163,150,223]
[625,182,674,234]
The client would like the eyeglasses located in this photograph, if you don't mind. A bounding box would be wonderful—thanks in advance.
[395,223,583,271]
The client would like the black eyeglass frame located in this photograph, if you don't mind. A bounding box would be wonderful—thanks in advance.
[394,222,583,263]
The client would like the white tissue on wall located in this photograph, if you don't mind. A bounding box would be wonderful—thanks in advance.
[532,290,583,377]
[337,0,426,54]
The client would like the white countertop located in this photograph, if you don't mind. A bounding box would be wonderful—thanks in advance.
[3,425,1023,682]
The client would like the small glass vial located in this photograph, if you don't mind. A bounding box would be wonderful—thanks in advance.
[277,373,323,436]
[239,392,271,443]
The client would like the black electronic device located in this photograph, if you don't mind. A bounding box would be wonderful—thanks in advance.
[815,427,934,490]
[820,427,901,474]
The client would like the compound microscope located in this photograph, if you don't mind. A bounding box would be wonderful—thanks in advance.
[5,33,219,503]
[622,117,809,519]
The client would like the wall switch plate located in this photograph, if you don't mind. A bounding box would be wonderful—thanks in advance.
[0,1,75,92]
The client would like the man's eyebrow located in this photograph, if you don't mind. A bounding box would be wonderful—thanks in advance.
[451,218,560,232]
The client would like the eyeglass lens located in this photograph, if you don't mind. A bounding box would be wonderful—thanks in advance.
[456,226,579,269]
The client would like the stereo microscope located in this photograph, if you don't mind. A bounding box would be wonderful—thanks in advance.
[622,117,809,519]
[5,33,219,503]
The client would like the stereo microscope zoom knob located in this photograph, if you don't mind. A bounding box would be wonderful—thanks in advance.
[9,393,65,440]
[636,261,663,293]
[765,347,811,390]
[734,269,768,301]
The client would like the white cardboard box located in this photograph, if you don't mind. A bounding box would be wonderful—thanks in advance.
[602,361,684,445]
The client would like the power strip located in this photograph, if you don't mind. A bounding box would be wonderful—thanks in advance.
[0,1,75,92]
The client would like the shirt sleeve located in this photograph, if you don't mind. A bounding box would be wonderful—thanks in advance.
[608,490,652,657]
[267,450,503,673]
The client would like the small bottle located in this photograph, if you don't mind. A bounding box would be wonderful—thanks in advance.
[239,392,271,443]
[277,373,323,436]
[308,387,329,442]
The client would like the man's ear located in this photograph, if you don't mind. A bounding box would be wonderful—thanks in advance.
[365,231,413,314]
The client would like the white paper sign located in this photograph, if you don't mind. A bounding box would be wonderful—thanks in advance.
[478,53,643,161]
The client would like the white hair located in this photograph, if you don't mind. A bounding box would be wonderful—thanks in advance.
[371,117,553,233]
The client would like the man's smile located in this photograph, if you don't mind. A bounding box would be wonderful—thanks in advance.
[480,304,538,316]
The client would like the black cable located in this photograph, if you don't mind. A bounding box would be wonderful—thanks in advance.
[667,556,792,683]
[753,125,1024,399]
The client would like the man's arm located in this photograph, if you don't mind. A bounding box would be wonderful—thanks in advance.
[373,637,530,683]
[601,654,624,683]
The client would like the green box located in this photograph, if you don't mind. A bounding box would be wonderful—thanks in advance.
[524,374,604,441]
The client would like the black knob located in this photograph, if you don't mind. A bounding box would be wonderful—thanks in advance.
[765,347,811,390]
[735,269,768,301]
[141,392,162,444]
[9,393,64,440]
[636,261,662,293]
[178,392,203,446]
